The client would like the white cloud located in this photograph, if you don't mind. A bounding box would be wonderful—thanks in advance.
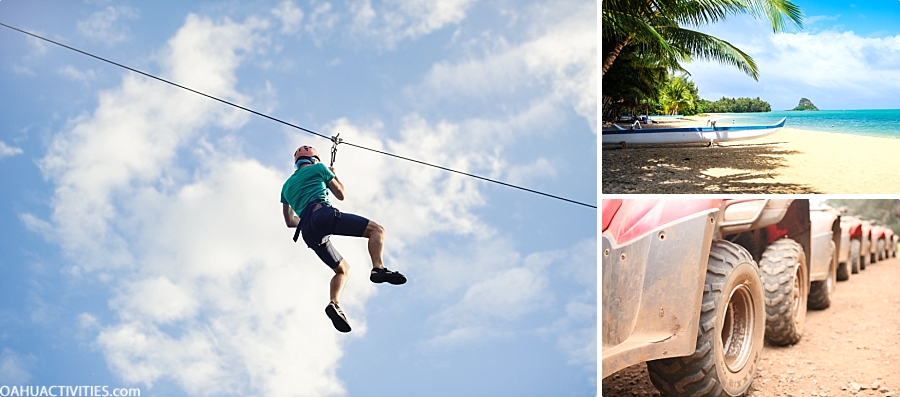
[20,213,53,242]
[422,237,596,359]
[765,31,900,90]
[40,14,267,272]
[12,64,36,76]
[539,238,596,369]
[304,1,340,44]
[34,14,358,396]
[77,5,139,45]
[0,141,23,158]
[504,157,556,186]
[111,277,199,324]
[34,10,510,396]
[555,301,597,366]
[688,19,900,109]
[97,322,234,395]
[315,115,493,253]
[271,0,304,34]
[412,0,597,131]
[92,156,356,396]
[31,3,594,395]
[390,0,475,40]
[350,0,475,48]
[58,65,97,82]
[11,34,48,76]
[805,14,841,27]
[0,349,34,385]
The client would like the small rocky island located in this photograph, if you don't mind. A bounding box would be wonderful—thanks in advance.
[791,98,819,111]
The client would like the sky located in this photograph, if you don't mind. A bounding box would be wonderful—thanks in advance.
[681,1,900,111]
[0,1,597,396]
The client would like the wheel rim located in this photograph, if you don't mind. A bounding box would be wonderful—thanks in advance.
[827,268,834,291]
[827,247,835,293]
[722,283,755,373]
[792,265,805,328]
[827,259,835,292]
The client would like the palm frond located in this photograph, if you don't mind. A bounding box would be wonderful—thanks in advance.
[664,27,759,80]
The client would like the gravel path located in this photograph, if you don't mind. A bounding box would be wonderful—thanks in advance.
[602,255,900,396]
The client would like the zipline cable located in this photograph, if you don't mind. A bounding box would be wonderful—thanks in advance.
[0,21,597,210]
[342,141,595,208]
[0,22,330,141]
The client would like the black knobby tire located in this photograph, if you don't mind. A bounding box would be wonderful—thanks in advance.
[808,241,835,310]
[836,257,850,281]
[850,239,860,275]
[647,240,765,397]
[732,233,759,260]
[759,238,808,346]
[860,239,868,271]
[859,241,872,270]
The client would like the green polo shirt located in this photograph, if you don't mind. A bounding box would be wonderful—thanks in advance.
[281,163,334,218]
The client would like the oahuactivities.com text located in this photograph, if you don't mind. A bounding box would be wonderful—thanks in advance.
[0,385,140,397]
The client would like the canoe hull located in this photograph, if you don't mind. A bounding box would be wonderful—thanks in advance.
[602,117,786,145]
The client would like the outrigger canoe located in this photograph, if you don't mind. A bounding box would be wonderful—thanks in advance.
[602,117,786,145]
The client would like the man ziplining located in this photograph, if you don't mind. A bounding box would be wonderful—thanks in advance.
[281,145,407,333]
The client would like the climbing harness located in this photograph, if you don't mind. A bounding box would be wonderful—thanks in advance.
[329,133,342,167]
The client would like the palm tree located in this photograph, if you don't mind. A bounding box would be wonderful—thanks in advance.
[601,44,670,121]
[602,0,803,80]
[659,76,694,115]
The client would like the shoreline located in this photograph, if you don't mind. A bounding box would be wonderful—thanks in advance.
[602,126,900,194]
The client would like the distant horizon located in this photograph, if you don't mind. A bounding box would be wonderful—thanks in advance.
[703,108,900,113]
[640,108,900,116]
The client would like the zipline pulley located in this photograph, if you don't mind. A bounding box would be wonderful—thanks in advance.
[329,133,342,167]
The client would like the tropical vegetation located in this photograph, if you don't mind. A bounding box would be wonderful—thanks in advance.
[791,97,819,111]
[826,199,900,234]
[601,0,804,122]
[700,96,772,113]
[658,75,696,115]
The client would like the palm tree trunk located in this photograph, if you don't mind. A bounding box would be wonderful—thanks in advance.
[602,36,632,77]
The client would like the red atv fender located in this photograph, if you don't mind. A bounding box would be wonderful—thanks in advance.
[602,199,722,375]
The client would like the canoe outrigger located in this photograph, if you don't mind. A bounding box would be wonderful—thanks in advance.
[602,117,786,146]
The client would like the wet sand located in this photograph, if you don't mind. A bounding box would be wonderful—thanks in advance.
[602,118,900,194]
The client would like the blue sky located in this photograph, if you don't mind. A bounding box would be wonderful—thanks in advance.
[684,1,900,110]
[0,1,597,396]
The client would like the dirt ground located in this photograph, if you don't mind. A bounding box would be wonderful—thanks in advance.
[601,255,900,397]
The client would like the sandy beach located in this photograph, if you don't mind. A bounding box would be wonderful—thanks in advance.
[602,117,900,194]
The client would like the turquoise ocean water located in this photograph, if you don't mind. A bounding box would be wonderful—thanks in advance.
[701,109,900,139]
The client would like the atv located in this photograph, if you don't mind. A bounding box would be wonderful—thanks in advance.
[602,199,765,396]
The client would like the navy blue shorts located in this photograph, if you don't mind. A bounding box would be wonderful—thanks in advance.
[299,202,369,269]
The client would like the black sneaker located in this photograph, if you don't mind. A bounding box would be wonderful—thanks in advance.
[370,267,407,285]
[325,301,351,333]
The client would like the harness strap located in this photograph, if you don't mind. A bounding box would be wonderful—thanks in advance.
[293,224,301,242]
[330,206,342,234]
[293,200,324,243]
[292,201,340,243]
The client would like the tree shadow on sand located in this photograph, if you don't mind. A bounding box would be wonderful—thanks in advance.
[602,141,818,194]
